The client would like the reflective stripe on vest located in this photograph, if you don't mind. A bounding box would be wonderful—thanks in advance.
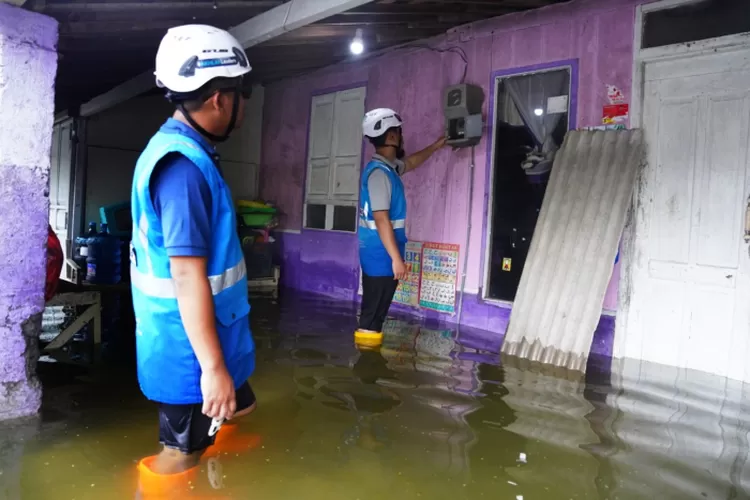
[359,218,406,230]
[131,259,247,300]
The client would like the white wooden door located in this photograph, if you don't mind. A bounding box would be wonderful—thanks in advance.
[49,119,74,261]
[619,48,750,381]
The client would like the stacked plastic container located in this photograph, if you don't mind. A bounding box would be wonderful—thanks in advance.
[236,200,277,279]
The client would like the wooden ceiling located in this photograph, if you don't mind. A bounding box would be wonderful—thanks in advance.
[23,0,568,112]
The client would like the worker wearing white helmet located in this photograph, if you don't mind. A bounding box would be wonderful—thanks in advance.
[131,25,256,479]
[355,108,448,347]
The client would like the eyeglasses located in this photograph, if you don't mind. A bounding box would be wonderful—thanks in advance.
[217,77,253,100]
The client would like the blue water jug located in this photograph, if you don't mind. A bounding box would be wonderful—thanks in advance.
[87,223,122,285]
[85,224,101,283]
[76,222,97,275]
[101,223,122,284]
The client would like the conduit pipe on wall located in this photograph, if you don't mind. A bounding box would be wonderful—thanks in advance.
[456,145,476,332]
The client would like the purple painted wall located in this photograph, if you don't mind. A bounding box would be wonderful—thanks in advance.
[261,0,640,329]
[0,4,58,420]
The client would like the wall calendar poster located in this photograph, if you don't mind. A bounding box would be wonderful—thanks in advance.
[393,241,423,307]
[419,242,460,314]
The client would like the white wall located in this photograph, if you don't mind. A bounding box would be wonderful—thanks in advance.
[83,86,264,226]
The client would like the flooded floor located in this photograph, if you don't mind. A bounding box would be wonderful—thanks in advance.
[3,295,750,499]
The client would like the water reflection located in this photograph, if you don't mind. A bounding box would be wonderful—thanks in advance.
[7,294,750,499]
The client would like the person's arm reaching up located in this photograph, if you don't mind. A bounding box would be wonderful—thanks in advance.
[151,154,236,421]
[373,211,406,280]
[403,136,447,174]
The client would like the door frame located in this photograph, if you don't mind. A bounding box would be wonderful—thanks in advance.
[631,0,750,128]
[480,59,578,305]
[615,0,750,353]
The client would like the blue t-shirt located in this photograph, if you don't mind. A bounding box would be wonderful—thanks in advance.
[149,119,216,258]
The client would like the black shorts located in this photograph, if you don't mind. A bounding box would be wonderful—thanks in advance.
[158,381,256,454]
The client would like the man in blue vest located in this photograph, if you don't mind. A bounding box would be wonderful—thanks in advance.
[130,25,256,477]
[356,108,447,347]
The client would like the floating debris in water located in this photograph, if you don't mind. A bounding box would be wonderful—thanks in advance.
[518,452,527,464]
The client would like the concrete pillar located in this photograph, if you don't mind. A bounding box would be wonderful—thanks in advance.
[0,3,58,420]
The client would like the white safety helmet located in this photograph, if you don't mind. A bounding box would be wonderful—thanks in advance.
[154,24,252,95]
[362,108,403,138]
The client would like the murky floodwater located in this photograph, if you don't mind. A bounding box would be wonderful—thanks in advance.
[3,295,750,499]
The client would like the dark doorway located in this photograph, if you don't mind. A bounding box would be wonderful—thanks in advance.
[486,68,571,302]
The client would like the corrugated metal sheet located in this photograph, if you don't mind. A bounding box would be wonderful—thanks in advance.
[502,130,646,372]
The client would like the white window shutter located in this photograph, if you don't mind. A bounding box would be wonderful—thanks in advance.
[331,87,366,201]
[306,93,335,201]
[308,158,331,197]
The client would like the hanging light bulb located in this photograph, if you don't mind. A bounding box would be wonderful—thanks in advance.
[350,28,364,55]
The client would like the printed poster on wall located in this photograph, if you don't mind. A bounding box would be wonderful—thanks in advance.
[393,241,423,307]
[419,242,460,314]
[603,83,629,125]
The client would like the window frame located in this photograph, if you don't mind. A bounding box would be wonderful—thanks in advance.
[638,0,750,51]
[302,85,367,233]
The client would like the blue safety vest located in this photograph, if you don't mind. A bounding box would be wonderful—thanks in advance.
[130,129,254,405]
[358,158,408,276]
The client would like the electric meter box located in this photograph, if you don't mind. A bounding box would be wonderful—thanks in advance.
[444,83,485,148]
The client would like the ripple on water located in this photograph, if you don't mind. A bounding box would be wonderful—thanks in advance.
[7,294,750,499]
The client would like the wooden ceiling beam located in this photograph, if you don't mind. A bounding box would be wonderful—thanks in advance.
[57,36,161,53]
[344,4,517,14]
[46,9,264,24]
[258,23,440,43]
[407,0,555,6]
[59,20,197,35]
[33,0,284,13]
[317,9,513,26]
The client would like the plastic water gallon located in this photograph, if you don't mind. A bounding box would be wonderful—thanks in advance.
[75,222,97,274]
[86,223,122,284]
[101,223,122,283]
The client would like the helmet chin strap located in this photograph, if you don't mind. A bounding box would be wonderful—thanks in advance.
[177,85,241,143]
[382,141,405,159]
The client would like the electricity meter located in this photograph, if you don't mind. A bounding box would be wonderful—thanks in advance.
[444,83,484,148]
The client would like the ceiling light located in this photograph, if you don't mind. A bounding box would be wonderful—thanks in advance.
[350,28,364,55]
[534,108,544,116]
